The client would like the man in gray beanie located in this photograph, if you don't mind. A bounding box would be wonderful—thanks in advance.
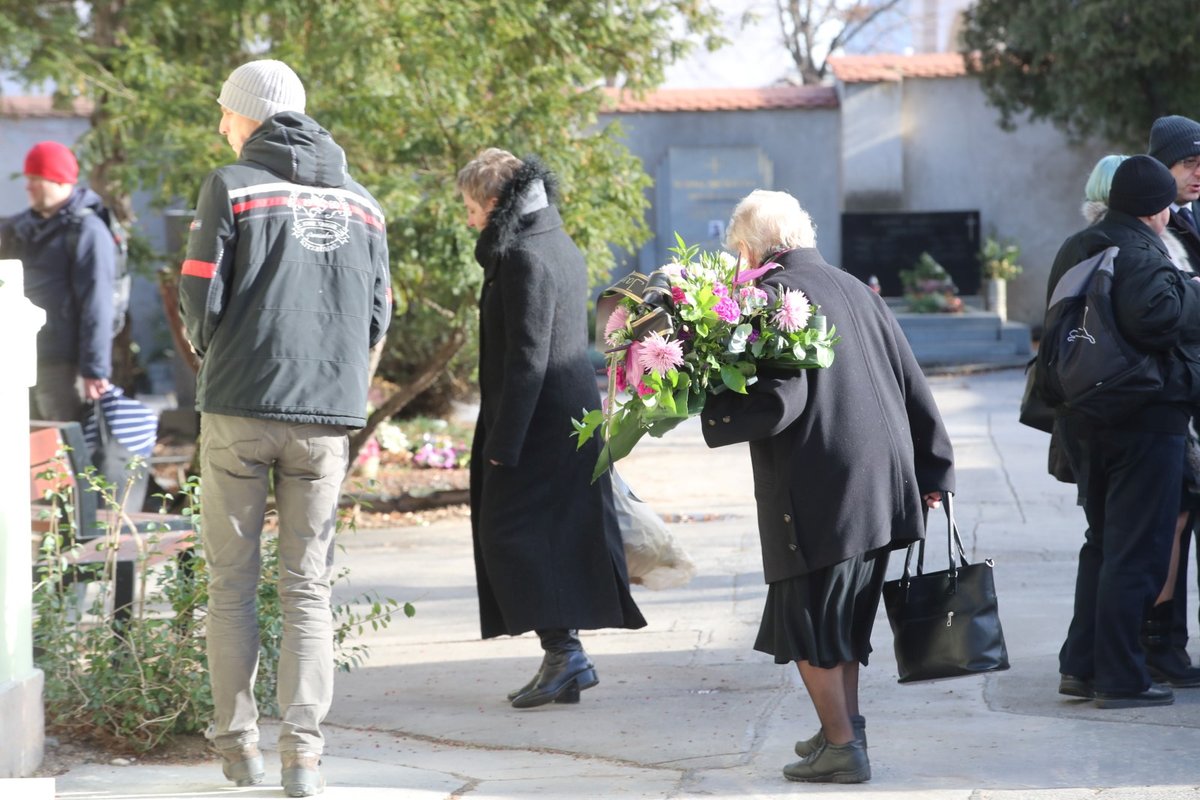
[1149,115,1200,268]
[1047,154,1200,710]
[179,58,392,797]
[1148,115,1200,690]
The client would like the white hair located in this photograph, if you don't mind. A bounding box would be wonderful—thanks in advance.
[725,190,816,265]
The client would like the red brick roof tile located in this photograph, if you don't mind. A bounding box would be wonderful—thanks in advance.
[828,53,972,83]
[602,86,838,113]
[0,95,93,118]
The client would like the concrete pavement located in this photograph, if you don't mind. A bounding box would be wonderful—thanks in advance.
[48,369,1200,798]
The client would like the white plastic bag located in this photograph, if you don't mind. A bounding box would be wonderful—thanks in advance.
[612,471,696,590]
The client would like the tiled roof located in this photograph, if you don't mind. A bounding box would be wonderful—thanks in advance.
[0,95,93,118]
[828,53,971,83]
[602,86,838,113]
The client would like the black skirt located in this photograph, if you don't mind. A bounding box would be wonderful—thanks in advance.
[754,550,889,667]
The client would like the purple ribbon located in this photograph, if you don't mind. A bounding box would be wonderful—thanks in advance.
[734,262,781,285]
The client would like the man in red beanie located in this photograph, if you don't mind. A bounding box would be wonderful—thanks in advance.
[0,140,114,421]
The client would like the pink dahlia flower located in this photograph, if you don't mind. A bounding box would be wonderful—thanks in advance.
[773,288,812,333]
[636,331,685,377]
[604,305,631,345]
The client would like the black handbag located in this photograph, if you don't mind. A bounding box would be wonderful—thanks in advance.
[882,493,1010,683]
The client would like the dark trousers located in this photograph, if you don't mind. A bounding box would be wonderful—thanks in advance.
[1171,522,1199,650]
[1059,428,1182,693]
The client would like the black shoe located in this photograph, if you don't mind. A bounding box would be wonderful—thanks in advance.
[1146,648,1200,687]
[1058,674,1095,699]
[794,715,866,758]
[507,662,583,704]
[783,740,871,784]
[511,650,598,709]
[1094,683,1174,709]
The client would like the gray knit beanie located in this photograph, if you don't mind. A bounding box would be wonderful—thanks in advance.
[217,59,306,123]
[1149,115,1200,167]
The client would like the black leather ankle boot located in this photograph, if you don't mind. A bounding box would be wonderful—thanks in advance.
[511,629,597,709]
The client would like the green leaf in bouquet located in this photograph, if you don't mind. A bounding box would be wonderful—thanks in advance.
[750,337,766,358]
[647,416,687,438]
[570,408,606,451]
[720,363,748,394]
[792,341,809,360]
[696,321,710,338]
[591,412,650,482]
[811,342,835,368]
[728,323,752,354]
[687,384,707,415]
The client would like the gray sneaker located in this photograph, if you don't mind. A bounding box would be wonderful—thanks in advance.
[282,751,325,797]
[794,714,866,758]
[783,739,871,784]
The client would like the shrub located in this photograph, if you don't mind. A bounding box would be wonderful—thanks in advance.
[32,460,411,752]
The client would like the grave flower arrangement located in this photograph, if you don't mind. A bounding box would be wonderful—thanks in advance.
[572,235,839,480]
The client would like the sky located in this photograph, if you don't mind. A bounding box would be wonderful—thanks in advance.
[661,0,798,89]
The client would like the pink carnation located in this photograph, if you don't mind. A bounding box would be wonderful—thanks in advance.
[714,296,741,323]
[671,286,687,305]
[610,360,628,393]
[738,285,769,311]
[636,331,685,377]
[712,282,730,299]
[604,305,630,345]
[773,288,812,333]
[636,381,656,397]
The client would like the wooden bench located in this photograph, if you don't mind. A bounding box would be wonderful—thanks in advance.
[30,420,195,621]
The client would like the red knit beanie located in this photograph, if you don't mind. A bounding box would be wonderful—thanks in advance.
[24,141,79,184]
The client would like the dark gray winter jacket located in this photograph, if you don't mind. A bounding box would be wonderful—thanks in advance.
[179,112,391,427]
[0,186,116,378]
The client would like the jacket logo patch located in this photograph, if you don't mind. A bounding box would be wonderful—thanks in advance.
[288,190,351,252]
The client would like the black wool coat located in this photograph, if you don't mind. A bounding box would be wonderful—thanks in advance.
[702,247,955,583]
[469,159,646,639]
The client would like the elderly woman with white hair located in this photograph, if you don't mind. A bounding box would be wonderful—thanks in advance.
[700,190,955,784]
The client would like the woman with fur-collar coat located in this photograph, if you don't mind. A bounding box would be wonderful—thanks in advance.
[456,149,646,710]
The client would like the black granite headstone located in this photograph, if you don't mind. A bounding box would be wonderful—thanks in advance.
[840,211,981,296]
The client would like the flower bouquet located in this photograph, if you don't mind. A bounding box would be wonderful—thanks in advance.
[572,235,840,481]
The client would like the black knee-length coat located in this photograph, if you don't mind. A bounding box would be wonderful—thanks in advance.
[468,159,645,639]
[702,247,955,583]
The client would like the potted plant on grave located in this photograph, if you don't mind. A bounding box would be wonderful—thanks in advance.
[979,236,1023,321]
[899,252,963,313]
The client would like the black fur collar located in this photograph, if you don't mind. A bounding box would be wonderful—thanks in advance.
[485,156,558,254]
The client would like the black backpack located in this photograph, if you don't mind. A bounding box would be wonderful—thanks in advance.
[67,205,131,336]
[1036,245,1165,426]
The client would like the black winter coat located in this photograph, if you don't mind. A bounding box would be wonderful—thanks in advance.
[1046,210,1200,434]
[469,159,645,639]
[0,186,116,378]
[701,248,955,583]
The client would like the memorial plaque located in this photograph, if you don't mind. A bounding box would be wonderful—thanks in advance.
[840,211,981,296]
[652,146,772,267]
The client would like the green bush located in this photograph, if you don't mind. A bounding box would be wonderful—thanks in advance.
[32,461,411,752]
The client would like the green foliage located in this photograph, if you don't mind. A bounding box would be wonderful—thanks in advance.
[0,1,721,409]
[979,236,1023,281]
[32,460,409,752]
[900,252,962,313]
[961,0,1200,151]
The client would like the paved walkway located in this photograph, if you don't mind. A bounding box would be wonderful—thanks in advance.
[46,369,1200,798]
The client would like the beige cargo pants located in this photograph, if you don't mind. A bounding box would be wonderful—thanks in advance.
[200,413,347,756]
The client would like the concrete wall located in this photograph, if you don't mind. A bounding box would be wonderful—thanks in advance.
[893,78,1110,325]
[599,107,842,274]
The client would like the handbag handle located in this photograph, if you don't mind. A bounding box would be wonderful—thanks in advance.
[898,491,967,588]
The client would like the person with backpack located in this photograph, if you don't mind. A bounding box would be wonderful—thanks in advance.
[1049,155,1200,708]
[0,141,116,422]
